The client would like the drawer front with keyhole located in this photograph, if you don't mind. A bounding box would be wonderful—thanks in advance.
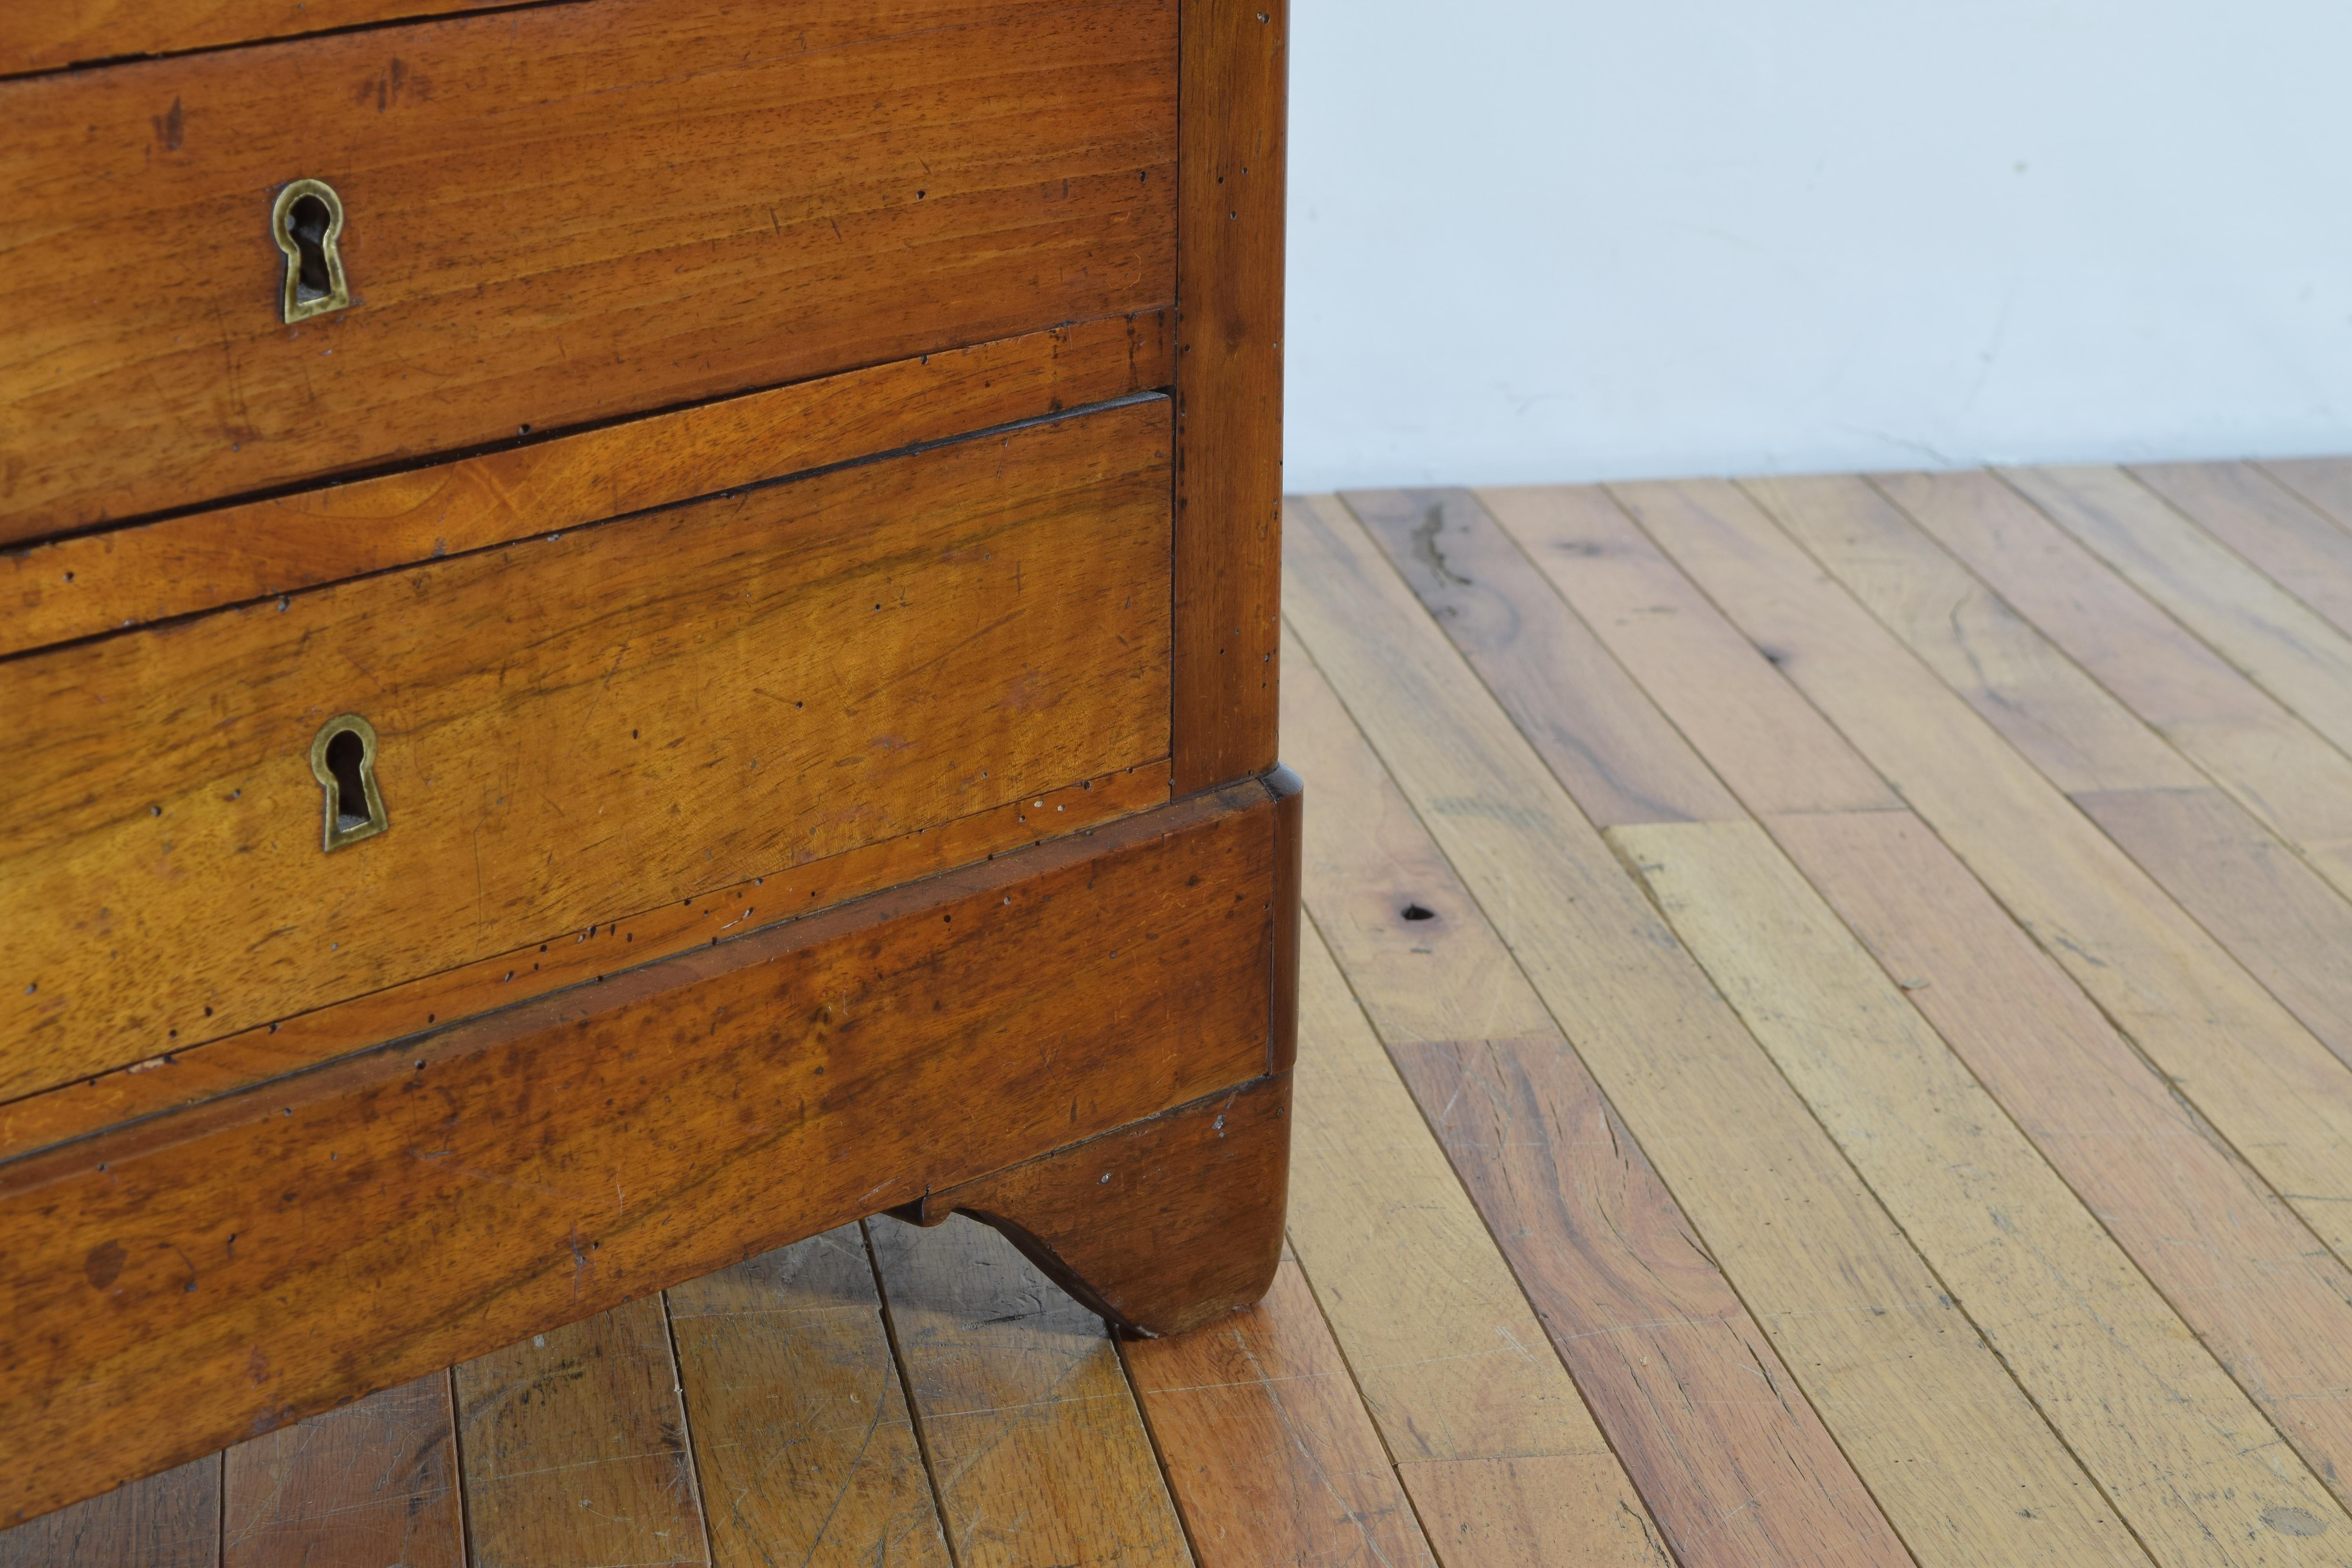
[0,397,1174,1101]
[0,0,1176,543]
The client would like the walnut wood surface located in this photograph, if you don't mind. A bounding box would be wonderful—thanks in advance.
[1871,468,2352,902]
[1475,483,1904,817]
[1284,623,1912,1566]
[0,1459,218,1568]
[1122,1261,1439,1568]
[1398,1458,1671,1568]
[867,1215,1191,1568]
[667,1227,952,1568]
[1751,472,2352,1069]
[1285,921,1671,1562]
[1171,0,1287,794]
[2008,465,2352,762]
[1399,1035,1922,1567]
[2134,460,2352,642]
[1622,817,2348,1556]
[1347,486,1744,827]
[910,1072,1289,1338]
[1279,627,1555,1045]
[221,1376,461,1568]
[2072,785,2352,1071]
[1742,472,2207,800]
[5,399,1173,1101]
[3,1,505,75]
[455,1294,709,1567]
[1779,806,2352,1517]
[1617,478,2352,1265]
[1286,492,2137,1564]
[0,777,1281,1524]
[2263,457,2352,539]
[1265,762,1303,1074]
[1363,477,2352,1549]
[0,763,1170,1163]
[2,314,1173,659]
[1486,474,2352,1521]
[0,0,1176,540]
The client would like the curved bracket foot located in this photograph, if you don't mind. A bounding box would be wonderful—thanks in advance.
[894,1072,1290,1337]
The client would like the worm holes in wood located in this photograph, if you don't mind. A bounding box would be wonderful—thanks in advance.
[310,714,389,852]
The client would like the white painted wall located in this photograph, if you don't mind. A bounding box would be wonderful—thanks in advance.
[1283,0,2352,493]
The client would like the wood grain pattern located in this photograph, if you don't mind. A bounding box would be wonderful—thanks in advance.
[1123,1260,1439,1568]
[455,1294,708,1568]
[866,1215,1191,1568]
[1286,491,2141,1566]
[1278,624,1553,1045]
[1544,467,2352,1512]
[1287,926,1618,1466]
[1538,470,2352,1517]
[0,777,1279,1524]
[0,762,1171,1162]
[2,314,1174,659]
[2262,458,2352,539]
[1397,1458,1671,1568]
[2005,465,2352,761]
[1288,926,1672,1564]
[0,0,1177,539]
[1346,487,1744,827]
[1171,0,1287,793]
[1748,472,2352,1070]
[909,1073,1290,1338]
[2,0,507,74]
[665,1227,951,1568]
[221,1375,461,1568]
[1741,473,2202,798]
[1283,626,1912,1566]
[1393,1038,1913,1568]
[1474,483,1902,817]
[1615,478,2352,1262]
[1619,816,2350,1561]
[2069,786,2352,1071]
[6,399,1173,1100]
[0,1459,218,1568]
[1873,468,2352,897]
[1776,806,2352,1517]
[2136,461,2352,641]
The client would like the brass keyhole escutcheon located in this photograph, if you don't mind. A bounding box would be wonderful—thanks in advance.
[272,178,351,324]
[310,714,389,852]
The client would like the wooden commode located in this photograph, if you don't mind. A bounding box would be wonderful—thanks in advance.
[0,0,1292,1526]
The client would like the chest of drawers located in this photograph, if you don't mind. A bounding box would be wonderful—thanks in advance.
[0,0,1292,1524]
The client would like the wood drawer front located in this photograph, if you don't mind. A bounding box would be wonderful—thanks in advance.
[0,0,1176,544]
[5,1,490,73]
[2,396,1174,1102]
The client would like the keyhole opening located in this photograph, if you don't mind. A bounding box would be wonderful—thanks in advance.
[271,178,351,324]
[287,195,334,302]
[309,713,388,852]
[324,729,369,831]
[1401,903,1437,922]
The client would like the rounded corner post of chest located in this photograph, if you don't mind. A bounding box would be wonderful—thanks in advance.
[1172,0,1290,797]
[1265,760,1303,1076]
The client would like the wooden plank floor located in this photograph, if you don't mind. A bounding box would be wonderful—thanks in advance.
[13,458,2352,1566]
